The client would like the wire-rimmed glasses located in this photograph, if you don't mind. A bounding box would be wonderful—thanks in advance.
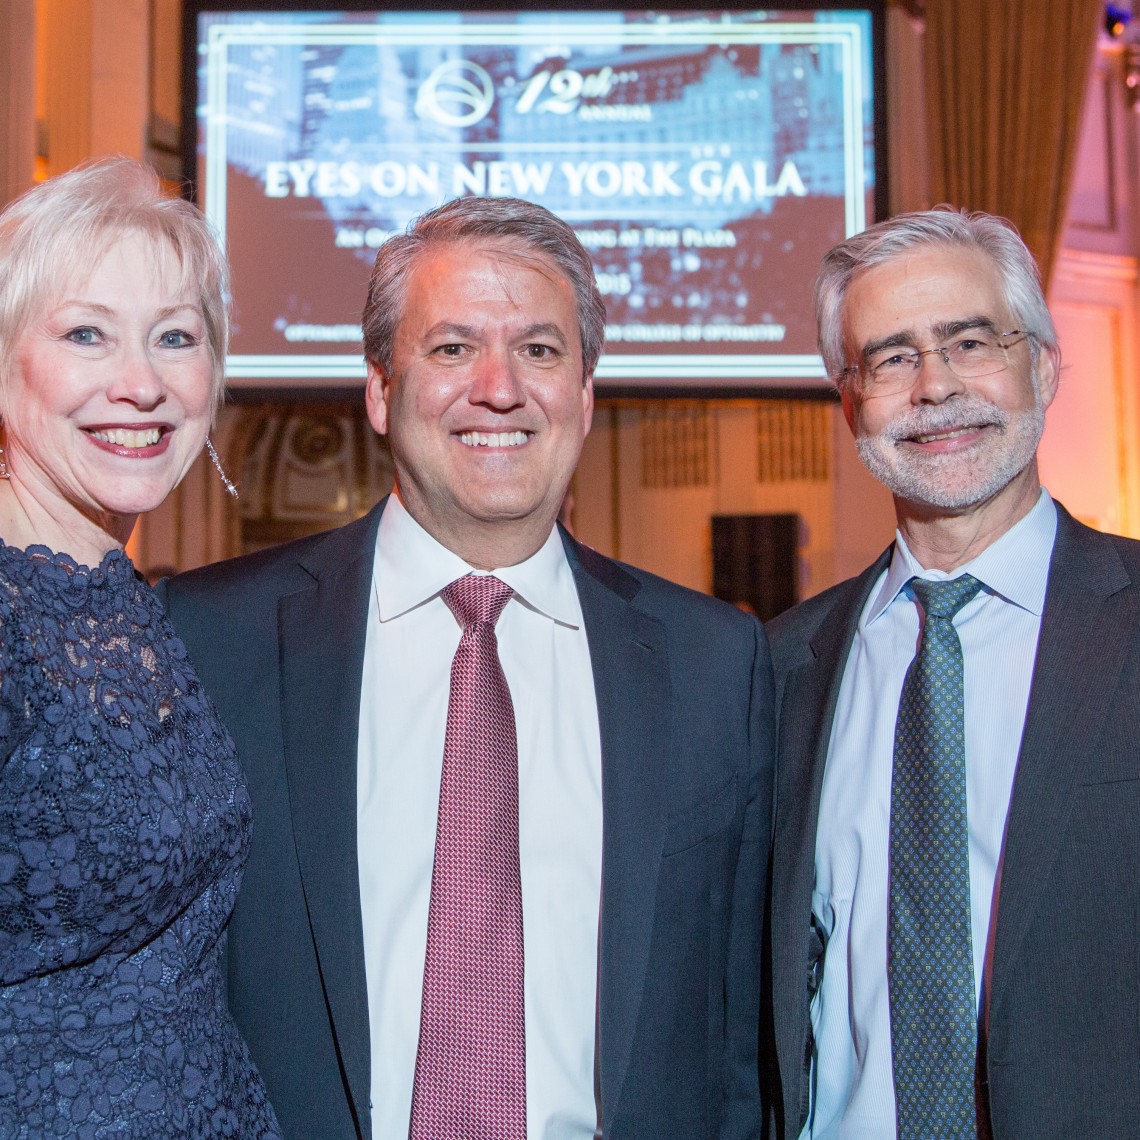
[840,329,1031,396]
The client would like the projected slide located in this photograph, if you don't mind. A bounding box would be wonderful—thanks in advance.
[193,8,877,389]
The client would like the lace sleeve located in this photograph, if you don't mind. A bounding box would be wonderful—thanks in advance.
[0,580,30,770]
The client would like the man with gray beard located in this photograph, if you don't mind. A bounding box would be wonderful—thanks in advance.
[763,209,1140,1140]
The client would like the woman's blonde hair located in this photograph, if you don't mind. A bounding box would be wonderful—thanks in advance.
[0,155,230,409]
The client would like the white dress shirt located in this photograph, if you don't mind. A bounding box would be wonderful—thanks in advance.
[358,494,604,1139]
[804,489,1058,1139]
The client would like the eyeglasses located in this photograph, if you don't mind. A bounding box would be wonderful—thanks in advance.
[841,329,1031,396]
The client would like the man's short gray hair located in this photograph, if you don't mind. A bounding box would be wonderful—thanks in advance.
[815,207,1058,389]
[362,196,605,382]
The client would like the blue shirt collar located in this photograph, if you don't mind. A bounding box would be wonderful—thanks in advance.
[866,488,1058,625]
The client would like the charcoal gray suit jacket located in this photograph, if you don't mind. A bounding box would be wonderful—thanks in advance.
[161,495,773,1139]
[762,502,1140,1139]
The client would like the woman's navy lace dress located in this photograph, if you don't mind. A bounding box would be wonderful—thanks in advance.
[0,542,281,1138]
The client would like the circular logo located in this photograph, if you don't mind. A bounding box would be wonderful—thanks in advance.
[415,60,495,128]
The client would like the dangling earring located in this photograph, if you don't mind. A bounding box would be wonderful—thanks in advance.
[0,443,9,480]
[206,437,238,499]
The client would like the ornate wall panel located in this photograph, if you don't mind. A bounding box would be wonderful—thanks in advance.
[237,404,396,552]
[756,399,832,483]
[639,402,712,489]
[1064,45,1135,254]
[1044,249,1140,537]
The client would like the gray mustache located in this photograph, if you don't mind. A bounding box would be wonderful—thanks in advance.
[882,399,1010,443]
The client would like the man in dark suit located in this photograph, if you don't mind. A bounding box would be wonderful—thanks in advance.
[163,196,771,1139]
[765,208,1140,1140]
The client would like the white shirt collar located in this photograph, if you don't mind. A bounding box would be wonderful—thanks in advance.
[375,493,582,628]
[866,487,1058,625]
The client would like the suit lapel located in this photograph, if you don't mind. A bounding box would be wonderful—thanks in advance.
[564,536,671,1128]
[769,555,887,1133]
[989,507,1135,1020]
[278,500,386,1135]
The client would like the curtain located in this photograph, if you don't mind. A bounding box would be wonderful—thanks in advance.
[924,0,1102,286]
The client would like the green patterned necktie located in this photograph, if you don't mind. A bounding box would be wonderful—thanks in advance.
[889,574,984,1139]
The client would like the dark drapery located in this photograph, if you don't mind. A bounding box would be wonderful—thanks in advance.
[924,0,1102,286]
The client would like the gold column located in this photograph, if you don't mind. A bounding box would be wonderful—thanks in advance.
[0,0,36,207]
[37,0,148,174]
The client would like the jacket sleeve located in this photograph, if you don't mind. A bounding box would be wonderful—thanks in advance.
[722,617,775,1139]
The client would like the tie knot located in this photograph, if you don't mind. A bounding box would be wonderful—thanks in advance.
[442,573,513,630]
[909,573,983,620]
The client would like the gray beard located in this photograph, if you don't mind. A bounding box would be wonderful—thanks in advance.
[854,389,1046,511]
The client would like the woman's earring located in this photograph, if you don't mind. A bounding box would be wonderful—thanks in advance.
[206,437,238,499]
[0,441,10,480]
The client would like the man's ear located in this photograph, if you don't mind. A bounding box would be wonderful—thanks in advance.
[840,385,859,435]
[581,373,595,436]
[1036,343,1061,412]
[365,361,391,435]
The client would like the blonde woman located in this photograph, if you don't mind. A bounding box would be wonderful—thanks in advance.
[0,158,279,1138]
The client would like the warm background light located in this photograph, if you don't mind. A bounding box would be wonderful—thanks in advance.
[2,0,1134,602]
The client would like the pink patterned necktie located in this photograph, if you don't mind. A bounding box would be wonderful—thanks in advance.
[410,573,526,1140]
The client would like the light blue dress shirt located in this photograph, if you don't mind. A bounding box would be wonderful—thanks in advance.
[803,490,1058,1139]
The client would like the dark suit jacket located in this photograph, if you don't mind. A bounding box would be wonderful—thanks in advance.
[762,502,1140,1140]
[160,496,773,1139]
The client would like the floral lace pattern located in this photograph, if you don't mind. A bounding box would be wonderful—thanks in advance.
[0,543,280,1138]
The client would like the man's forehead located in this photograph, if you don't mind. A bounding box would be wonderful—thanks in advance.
[420,236,567,282]
[843,247,1008,341]
[385,238,581,369]
[851,244,1002,294]
[398,238,579,340]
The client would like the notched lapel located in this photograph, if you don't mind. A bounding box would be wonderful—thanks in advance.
[566,540,671,1128]
[278,510,382,1134]
[770,556,885,965]
[768,563,879,1132]
[990,514,1136,1018]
